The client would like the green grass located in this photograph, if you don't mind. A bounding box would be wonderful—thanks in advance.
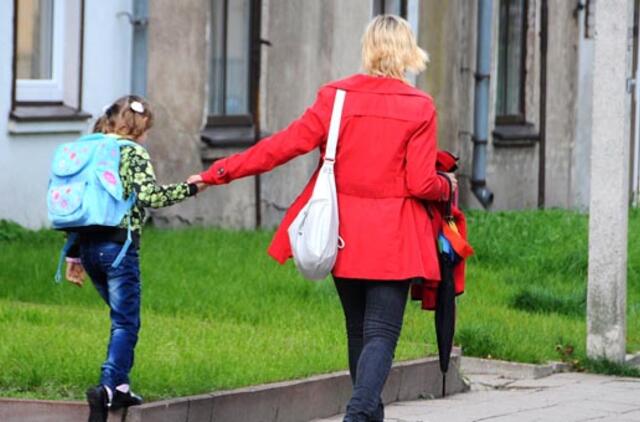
[0,209,638,401]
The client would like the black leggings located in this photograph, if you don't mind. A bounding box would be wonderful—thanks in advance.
[334,277,411,422]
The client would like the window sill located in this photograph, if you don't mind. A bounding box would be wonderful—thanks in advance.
[201,127,271,162]
[201,125,257,148]
[9,104,91,135]
[493,123,540,148]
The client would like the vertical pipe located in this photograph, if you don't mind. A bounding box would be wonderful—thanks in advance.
[471,0,495,208]
[222,0,228,115]
[252,0,262,228]
[131,0,148,97]
[11,0,18,110]
[538,0,548,208]
[632,0,640,206]
[77,0,85,110]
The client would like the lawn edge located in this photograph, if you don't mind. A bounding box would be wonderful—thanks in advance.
[0,354,468,422]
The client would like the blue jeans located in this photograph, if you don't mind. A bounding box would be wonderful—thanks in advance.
[80,241,141,390]
[334,278,411,422]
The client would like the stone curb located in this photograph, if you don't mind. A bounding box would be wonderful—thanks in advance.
[0,355,468,422]
[460,356,571,380]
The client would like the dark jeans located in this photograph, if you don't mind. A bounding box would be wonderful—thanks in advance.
[334,278,411,422]
[80,241,141,391]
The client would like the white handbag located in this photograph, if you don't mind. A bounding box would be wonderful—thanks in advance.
[288,89,346,280]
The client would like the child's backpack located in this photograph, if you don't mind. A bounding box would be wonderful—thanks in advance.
[47,133,138,281]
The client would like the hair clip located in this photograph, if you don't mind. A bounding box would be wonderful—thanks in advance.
[130,101,145,114]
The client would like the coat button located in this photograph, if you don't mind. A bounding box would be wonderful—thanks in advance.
[217,167,225,176]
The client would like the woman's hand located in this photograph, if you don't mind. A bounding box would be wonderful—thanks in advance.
[187,174,203,184]
[443,172,458,192]
[65,261,86,287]
[187,174,209,193]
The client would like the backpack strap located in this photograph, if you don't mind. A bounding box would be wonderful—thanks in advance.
[110,139,140,268]
[54,232,78,283]
[111,192,137,269]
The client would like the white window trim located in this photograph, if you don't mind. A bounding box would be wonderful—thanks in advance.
[16,0,66,102]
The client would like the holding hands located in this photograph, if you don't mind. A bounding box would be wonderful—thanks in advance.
[187,174,209,193]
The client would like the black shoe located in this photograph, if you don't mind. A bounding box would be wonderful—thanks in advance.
[110,389,143,410]
[371,401,385,422]
[86,385,109,422]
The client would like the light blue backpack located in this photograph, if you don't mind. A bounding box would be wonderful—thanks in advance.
[47,133,138,282]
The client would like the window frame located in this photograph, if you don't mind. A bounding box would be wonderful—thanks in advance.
[11,0,87,124]
[14,0,66,103]
[495,0,528,125]
[206,0,261,129]
[373,0,408,18]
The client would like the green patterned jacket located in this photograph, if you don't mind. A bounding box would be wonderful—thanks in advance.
[118,143,196,234]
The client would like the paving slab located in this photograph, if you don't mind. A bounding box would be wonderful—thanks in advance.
[314,371,640,422]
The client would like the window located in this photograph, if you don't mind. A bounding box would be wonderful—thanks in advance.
[15,0,63,102]
[373,0,408,18]
[204,0,261,147]
[11,0,87,126]
[496,0,527,123]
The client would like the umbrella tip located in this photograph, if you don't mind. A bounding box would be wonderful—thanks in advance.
[442,376,446,397]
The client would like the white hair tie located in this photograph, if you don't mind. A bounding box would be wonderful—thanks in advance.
[130,101,145,113]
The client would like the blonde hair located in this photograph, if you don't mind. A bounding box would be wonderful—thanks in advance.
[361,15,429,82]
[96,95,153,141]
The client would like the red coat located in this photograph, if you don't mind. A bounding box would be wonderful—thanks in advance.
[201,74,450,281]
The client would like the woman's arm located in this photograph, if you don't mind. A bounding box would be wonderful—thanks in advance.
[124,146,198,208]
[199,87,334,185]
[405,109,450,201]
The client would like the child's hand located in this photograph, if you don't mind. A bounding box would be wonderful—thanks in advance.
[65,261,86,287]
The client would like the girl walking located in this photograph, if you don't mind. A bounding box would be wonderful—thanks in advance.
[63,95,201,422]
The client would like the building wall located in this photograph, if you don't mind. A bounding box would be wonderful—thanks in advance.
[0,0,607,230]
[144,0,216,228]
[543,0,581,208]
[144,0,374,230]
[0,0,133,229]
[259,0,372,228]
[418,0,585,211]
[417,0,477,207]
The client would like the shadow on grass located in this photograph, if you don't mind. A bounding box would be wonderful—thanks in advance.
[510,286,585,318]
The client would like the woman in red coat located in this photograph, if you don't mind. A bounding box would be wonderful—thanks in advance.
[189,15,456,422]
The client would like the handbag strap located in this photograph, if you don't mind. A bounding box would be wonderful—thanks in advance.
[324,89,346,162]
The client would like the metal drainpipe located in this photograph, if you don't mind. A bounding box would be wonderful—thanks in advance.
[538,0,548,208]
[471,0,495,208]
[130,0,149,96]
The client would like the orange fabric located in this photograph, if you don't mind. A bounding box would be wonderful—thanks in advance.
[443,220,474,259]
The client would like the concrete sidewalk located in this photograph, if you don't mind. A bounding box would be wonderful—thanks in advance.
[315,371,640,421]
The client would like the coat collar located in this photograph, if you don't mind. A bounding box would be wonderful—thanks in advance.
[325,74,431,98]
